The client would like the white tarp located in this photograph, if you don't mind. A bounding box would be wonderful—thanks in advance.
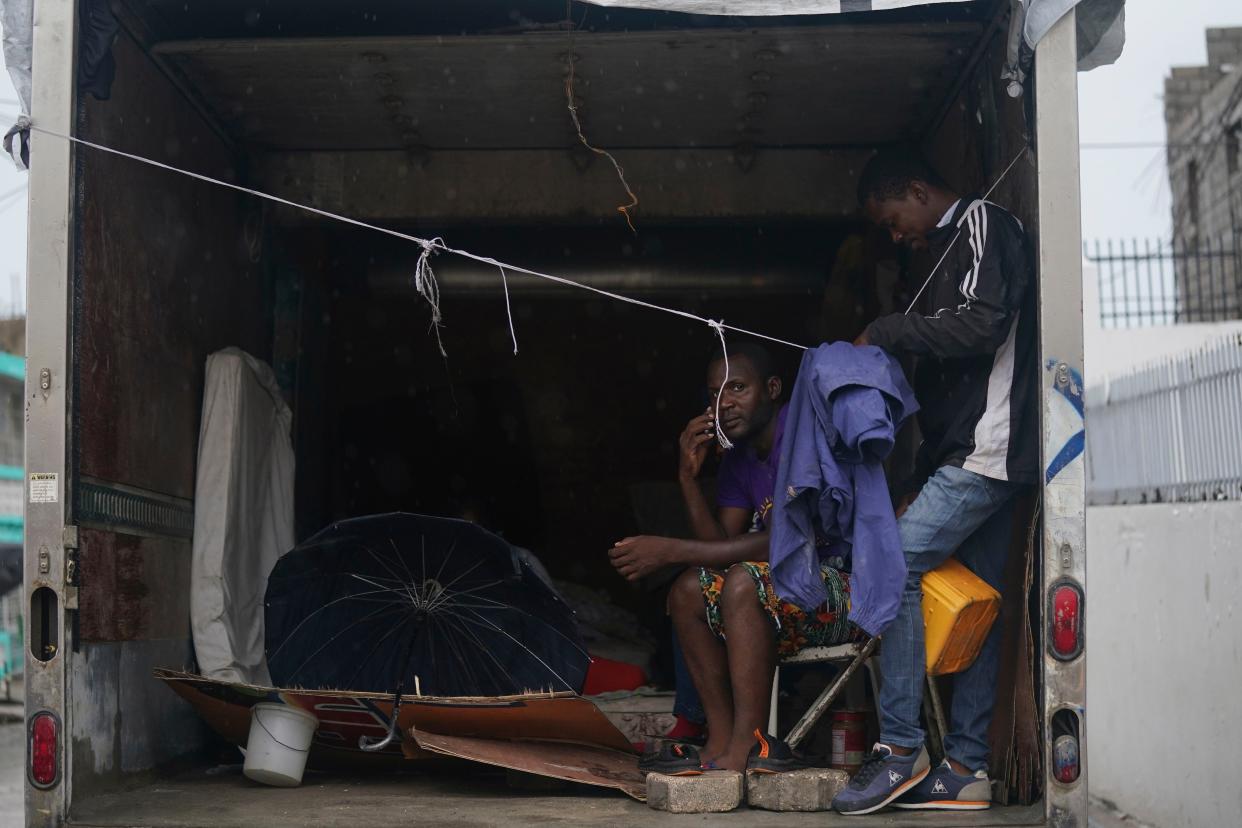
[584,0,1125,72]
[190,348,294,686]
[583,0,969,14]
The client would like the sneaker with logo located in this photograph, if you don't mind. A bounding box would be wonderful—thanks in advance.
[893,759,991,810]
[831,743,930,816]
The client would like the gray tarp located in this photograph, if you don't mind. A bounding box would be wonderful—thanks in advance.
[0,0,31,169]
[0,0,30,115]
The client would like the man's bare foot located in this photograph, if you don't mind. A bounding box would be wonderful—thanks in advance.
[713,746,751,772]
[700,733,731,766]
[712,732,761,772]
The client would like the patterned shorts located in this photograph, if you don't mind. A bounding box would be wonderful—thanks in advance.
[698,561,857,659]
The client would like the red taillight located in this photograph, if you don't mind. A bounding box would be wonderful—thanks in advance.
[29,712,59,788]
[1049,580,1084,660]
[1052,734,1080,783]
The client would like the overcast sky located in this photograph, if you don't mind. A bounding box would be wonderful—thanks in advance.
[1078,0,1242,242]
[2,2,1241,319]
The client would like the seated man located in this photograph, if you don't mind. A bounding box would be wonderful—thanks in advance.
[610,342,853,773]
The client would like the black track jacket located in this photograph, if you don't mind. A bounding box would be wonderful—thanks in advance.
[864,196,1038,487]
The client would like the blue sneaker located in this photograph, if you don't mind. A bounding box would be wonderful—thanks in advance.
[893,759,991,810]
[831,743,930,815]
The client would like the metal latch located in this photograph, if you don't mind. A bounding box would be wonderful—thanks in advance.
[63,525,80,610]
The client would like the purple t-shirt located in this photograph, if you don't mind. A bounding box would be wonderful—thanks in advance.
[716,404,789,531]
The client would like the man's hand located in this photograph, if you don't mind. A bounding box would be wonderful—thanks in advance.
[853,329,871,347]
[609,536,681,582]
[678,408,717,481]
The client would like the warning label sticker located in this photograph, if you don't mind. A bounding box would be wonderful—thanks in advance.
[29,472,59,504]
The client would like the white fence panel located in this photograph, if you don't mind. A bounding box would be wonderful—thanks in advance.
[1087,333,1242,504]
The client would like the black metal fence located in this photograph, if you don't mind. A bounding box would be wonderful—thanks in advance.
[1085,234,1241,328]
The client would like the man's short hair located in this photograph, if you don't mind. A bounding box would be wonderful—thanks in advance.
[708,340,778,383]
[856,146,949,205]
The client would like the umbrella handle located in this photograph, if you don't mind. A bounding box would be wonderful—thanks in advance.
[360,635,421,752]
[357,685,404,754]
[358,708,401,752]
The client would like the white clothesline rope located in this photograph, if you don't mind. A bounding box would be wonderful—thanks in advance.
[26,125,809,350]
[903,146,1030,314]
[28,123,814,447]
[26,124,1028,448]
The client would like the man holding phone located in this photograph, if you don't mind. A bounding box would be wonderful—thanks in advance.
[611,344,853,773]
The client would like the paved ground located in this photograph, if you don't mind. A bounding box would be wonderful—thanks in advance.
[1,675,23,828]
[70,769,1045,828]
[0,757,1156,828]
[0,668,1149,828]
[1,721,21,828]
[1087,797,1158,828]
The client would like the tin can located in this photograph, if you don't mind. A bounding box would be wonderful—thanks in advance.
[830,711,866,775]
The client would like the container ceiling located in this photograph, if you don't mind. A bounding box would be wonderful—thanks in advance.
[152,22,982,152]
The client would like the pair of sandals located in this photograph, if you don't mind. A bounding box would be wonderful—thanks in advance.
[638,730,819,776]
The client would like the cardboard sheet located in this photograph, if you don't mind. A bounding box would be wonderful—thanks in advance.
[156,668,636,771]
[411,730,646,801]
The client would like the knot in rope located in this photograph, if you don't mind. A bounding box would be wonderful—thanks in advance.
[413,237,447,357]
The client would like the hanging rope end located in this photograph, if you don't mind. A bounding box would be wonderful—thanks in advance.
[413,237,450,358]
[707,320,736,450]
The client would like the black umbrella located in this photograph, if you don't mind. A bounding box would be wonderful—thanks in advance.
[264,513,588,700]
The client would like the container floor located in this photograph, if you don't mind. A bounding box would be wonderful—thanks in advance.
[69,765,1046,827]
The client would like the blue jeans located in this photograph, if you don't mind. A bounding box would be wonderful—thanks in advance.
[877,464,1019,772]
[671,628,706,723]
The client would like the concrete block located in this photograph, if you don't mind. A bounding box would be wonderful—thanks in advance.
[645,771,744,813]
[746,768,851,812]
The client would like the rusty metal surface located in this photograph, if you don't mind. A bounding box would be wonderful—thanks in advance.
[77,529,190,643]
[76,35,269,501]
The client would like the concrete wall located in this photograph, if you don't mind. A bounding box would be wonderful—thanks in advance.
[1086,502,1242,828]
[1164,28,1242,321]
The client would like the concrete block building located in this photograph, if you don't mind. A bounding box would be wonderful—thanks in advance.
[1164,27,1242,320]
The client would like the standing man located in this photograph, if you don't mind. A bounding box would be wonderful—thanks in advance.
[832,147,1037,815]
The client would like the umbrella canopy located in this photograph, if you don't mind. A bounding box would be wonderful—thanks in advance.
[265,513,588,697]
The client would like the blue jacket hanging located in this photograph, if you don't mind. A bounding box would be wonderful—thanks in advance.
[769,342,918,637]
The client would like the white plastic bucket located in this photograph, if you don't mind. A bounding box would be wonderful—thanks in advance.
[243,702,319,787]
